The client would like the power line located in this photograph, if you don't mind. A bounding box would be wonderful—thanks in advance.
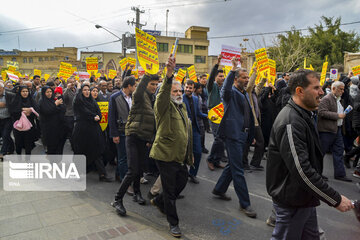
[208,20,360,39]
[77,39,121,49]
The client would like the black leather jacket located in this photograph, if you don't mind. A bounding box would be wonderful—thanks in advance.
[266,98,341,208]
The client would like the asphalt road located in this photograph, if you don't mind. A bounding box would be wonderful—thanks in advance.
[30,133,360,240]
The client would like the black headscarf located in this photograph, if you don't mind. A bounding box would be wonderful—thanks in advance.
[74,84,99,114]
[9,85,37,115]
[39,86,55,110]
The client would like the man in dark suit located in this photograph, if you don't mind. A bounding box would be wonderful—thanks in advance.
[183,80,208,184]
[212,57,257,218]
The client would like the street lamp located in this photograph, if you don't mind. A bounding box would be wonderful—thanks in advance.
[94,24,126,57]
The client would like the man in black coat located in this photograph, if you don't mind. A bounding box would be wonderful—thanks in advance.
[0,82,15,159]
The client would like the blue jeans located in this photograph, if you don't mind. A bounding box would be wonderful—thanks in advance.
[189,130,202,177]
[272,203,319,240]
[207,122,225,165]
[0,118,14,154]
[115,135,128,180]
[214,137,250,208]
[319,128,346,177]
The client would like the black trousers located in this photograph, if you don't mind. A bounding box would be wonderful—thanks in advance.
[116,135,147,199]
[243,126,265,167]
[0,117,14,154]
[154,160,188,226]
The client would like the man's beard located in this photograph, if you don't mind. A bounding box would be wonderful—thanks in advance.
[171,94,183,105]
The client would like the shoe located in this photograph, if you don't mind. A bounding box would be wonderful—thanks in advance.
[169,225,181,238]
[140,177,149,184]
[133,193,146,205]
[266,212,276,227]
[240,206,257,218]
[150,198,165,214]
[127,186,134,196]
[207,160,215,171]
[99,175,114,182]
[111,199,126,216]
[250,165,264,171]
[353,170,360,179]
[335,176,353,182]
[177,194,185,199]
[214,163,225,169]
[344,156,351,169]
[212,189,231,201]
[221,156,228,163]
[321,175,329,181]
[189,175,199,184]
[202,148,209,154]
[147,191,158,200]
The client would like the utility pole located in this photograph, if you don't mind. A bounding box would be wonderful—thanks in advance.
[127,7,147,29]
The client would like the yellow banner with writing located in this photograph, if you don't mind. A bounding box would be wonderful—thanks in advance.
[208,103,224,124]
[119,58,127,71]
[175,68,186,82]
[352,65,360,76]
[97,102,109,131]
[320,62,329,86]
[108,69,117,79]
[44,74,50,81]
[58,62,73,80]
[34,69,41,76]
[127,57,136,66]
[1,71,7,80]
[131,70,138,79]
[255,48,270,84]
[8,66,16,73]
[268,59,276,85]
[86,57,98,75]
[223,66,232,78]
[7,61,19,69]
[187,65,197,82]
[135,27,159,74]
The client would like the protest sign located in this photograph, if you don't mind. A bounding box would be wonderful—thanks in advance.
[44,74,50,81]
[34,69,41,76]
[119,58,127,71]
[8,66,16,73]
[175,68,186,82]
[135,27,159,74]
[187,65,197,82]
[320,61,329,86]
[220,45,241,67]
[352,65,360,76]
[78,72,90,80]
[208,103,224,124]
[127,57,136,66]
[131,69,138,79]
[108,69,117,79]
[7,61,19,69]
[6,71,19,82]
[268,59,276,85]
[1,71,7,80]
[58,62,73,80]
[86,57,98,75]
[97,102,109,131]
[223,66,232,78]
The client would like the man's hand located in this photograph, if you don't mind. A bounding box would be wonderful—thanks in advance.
[252,139,256,145]
[217,54,223,65]
[113,137,120,144]
[166,54,176,78]
[348,71,354,78]
[336,195,354,212]
[94,115,100,121]
[231,57,239,71]
[338,113,346,119]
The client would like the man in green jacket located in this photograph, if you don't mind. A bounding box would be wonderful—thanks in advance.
[150,55,193,238]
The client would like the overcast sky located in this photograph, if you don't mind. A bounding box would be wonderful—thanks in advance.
[0,0,359,57]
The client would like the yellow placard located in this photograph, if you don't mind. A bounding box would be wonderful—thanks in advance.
[127,57,136,66]
[131,70,139,79]
[34,69,42,76]
[1,71,7,80]
[175,68,186,82]
[352,65,360,76]
[119,58,127,71]
[255,48,269,84]
[97,102,109,131]
[8,66,16,73]
[268,59,276,85]
[58,62,73,80]
[223,66,232,78]
[208,103,224,124]
[135,27,159,74]
[320,62,328,86]
[170,43,178,58]
[187,65,197,82]
[86,57,98,75]
[96,72,101,79]
[7,61,19,69]
[108,69,117,79]
[71,67,77,75]
[44,74,50,81]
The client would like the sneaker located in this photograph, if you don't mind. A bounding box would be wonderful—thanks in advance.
[240,206,257,218]
[212,189,231,201]
[169,225,181,238]
[353,170,360,179]
[188,175,199,184]
[266,210,276,227]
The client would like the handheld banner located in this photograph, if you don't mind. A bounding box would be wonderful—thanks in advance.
[320,61,329,86]
[127,57,136,66]
[119,58,128,71]
[223,66,232,78]
[220,45,241,67]
[58,62,73,80]
[187,65,197,82]
[7,61,19,69]
[108,69,117,79]
[86,57,98,75]
[208,103,224,124]
[175,68,186,82]
[268,59,276,85]
[135,27,159,74]
[97,102,109,131]
[6,71,19,82]
[34,69,41,76]
[352,65,360,76]
[44,74,50,81]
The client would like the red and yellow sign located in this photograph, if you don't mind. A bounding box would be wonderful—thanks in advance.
[97,102,109,131]
[187,65,197,82]
[86,57,98,75]
[352,65,360,76]
[208,103,224,124]
[8,66,16,73]
[58,62,73,80]
[268,59,276,85]
[135,27,159,74]
[223,66,231,78]
[320,61,329,86]
[127,57,136,66]
[119,58,127,71]
[108,69,117,79]
[175,68,186,82]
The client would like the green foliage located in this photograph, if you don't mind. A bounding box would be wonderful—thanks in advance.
[269,16,360,72]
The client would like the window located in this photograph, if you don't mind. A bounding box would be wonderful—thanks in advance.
[23,58,27,63]
[64,56,69,60]
[29,57,33,63]
[195,56,206,63]
[45,57,49,61]
[195,45,207,50]
[157,43,168,52]
[50,56,55,61]
[178,44,193,54]
[11,57,16,62]
[39,57,43,62]
[0,58,3,66]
